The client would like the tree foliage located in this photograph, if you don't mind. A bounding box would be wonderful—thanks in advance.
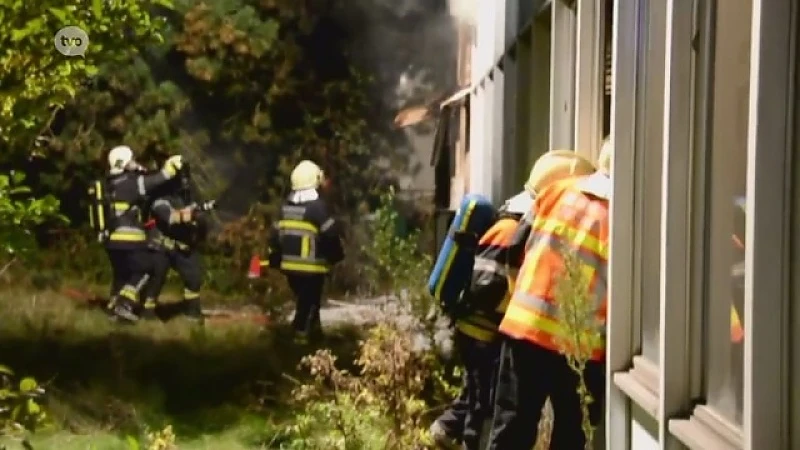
[0,172,66,260]
[0,0,173,157]
[0,365,46,438]
[1,0,403,230]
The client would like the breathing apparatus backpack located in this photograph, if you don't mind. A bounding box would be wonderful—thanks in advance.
[427,193,497,317]
[87,178,115,243]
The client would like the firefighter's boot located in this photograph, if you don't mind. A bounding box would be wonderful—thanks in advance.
[182,299,204,324]
[140,298,159,320]
[110,296,139,323]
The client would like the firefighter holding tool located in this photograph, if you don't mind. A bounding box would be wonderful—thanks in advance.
[429,150,597,450]
[139,161,216,322]
[89,145,184,323]
[268,160,345,344]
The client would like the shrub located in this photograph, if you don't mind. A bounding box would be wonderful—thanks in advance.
[553,251,604,449]
[0,171,67,276]
[0,365,47,444]
[283,323,435,449]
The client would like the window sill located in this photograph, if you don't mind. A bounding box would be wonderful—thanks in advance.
[612,355,659,417]
[669,405,743,450]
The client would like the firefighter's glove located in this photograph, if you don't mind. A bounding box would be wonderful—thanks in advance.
[178,207,194,223]
[197,200,216,212]
[163,155,184,178]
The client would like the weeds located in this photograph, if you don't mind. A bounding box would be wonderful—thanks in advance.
[0,364,46,450]
[285,323,435,449]
[553,251,604,449]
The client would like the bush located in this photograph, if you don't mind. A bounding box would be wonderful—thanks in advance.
[0,172,66,273]
[553,251,604,449]
[282,323,435,449]
[0,364,47,445]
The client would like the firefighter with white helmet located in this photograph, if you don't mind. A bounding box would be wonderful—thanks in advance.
[430,150,597,450]
[100,145,184,322]
[268,159,344,344]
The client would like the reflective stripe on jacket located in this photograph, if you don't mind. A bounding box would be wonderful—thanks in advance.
[456,217,521,342]
[499,172,611,362]
[106,170,170,248]
[269,198,344,274]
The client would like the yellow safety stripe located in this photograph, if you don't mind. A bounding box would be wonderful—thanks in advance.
[280,261,329,273]
[109,231,146,242]
[456,321,496,342]
[278,219,318,233]
[111,201,131,211]
[301,236,310,258]
[497,291,511,313]
[531,216,608,258]
[157,235,190,251]
[119,285,138,301]
[143,298,157,309]
[504,301,606,346]
[434,199,477,300]
[183,289,200,300]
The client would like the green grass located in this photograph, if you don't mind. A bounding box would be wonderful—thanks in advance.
[0,285,363,449]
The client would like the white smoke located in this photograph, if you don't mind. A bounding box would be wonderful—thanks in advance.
[447,0,476,26]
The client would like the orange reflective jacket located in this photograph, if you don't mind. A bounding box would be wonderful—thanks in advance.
[499,173,611,362]
[456,217,520,342]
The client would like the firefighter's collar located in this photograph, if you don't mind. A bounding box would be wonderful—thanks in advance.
[575,172,611,200]
[289,188,319,203]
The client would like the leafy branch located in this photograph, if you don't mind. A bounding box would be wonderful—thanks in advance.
[553,250,604,449]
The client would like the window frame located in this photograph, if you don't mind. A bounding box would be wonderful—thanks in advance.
[573,0,606,161]
[549,0,577,151]
[657,0,696,446]
[608,0,668,431]
[605,0,640,446]
[667,0,795,447]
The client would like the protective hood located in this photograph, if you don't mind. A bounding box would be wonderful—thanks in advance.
[503,191,534,215]
[289,188,319,204]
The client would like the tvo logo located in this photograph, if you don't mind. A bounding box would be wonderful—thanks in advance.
[54,26,89,57]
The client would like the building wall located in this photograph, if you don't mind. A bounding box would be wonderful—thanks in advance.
[462,0,800,448]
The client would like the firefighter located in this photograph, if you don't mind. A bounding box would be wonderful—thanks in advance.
[268,160,345,344]
[104,145,184,322]
[139,174,213,322]
[487,140,613,450]
[430,150,597,449]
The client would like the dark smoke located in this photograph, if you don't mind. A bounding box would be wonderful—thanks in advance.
[332,0,460,193]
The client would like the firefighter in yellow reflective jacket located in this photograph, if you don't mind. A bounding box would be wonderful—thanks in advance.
[268,160,345,344]
[430,151,596,450]
[103,146,184,322]
[487,140,613,450]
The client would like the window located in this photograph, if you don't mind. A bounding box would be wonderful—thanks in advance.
[704,0,751,426]
[635,0,666,364]
[513,4,551,192]
[549,0,576,151]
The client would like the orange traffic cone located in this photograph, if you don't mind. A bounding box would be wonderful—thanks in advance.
[248,255,261,279]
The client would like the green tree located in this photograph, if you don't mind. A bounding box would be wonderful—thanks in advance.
[0,1,173,159]
[38,0,397,222]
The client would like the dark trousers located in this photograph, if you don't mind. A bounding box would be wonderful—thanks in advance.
[433,332,501,448]
[105,246,153,302]
[458,332,501,449]
[286,273,324,335]
[487,338,605,450]
[143,248,204,303]
[435,382,469,440]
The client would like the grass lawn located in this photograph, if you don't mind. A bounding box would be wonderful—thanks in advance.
[0,285,362,449]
